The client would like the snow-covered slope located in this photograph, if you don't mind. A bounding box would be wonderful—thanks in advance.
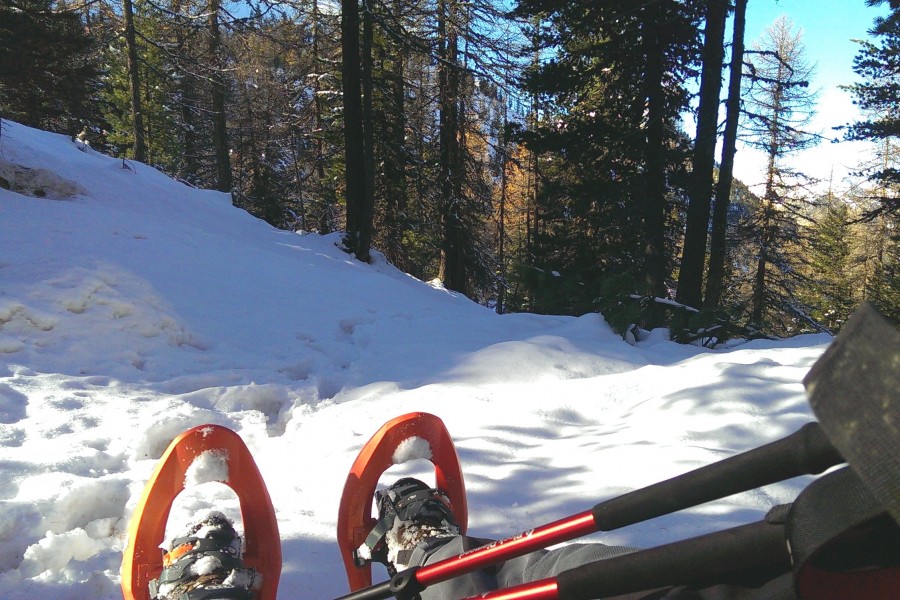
[0,121,831,599]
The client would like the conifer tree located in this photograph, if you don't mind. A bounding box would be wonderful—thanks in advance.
[705,0,748,312]
[845,1,900,216]
[742,16,820,332]
[677,0,727,310]
[341,0,374,261]
[802,195,857,331]
[513,0,701,322]
[122,0,147,162]
[0,0,101,133]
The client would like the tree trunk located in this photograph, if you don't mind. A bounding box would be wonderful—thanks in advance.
[208,0,231,192]
[705,0,748,311]
[123,0,146,162]
[381,0,408,267]
[498,121,508,315]
[312,0,326,182]
[751,98,782,325]
[437,0,467,293]
[641,2,668,325]
[341,0,371,260]
[676,0,727,309]
[360,1,376,261]
[169,0,197,181]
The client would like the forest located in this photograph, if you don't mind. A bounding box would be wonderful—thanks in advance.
[2,0,899,343]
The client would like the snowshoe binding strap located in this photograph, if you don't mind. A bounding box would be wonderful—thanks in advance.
[356,478,458,574]
[149,516,259,600]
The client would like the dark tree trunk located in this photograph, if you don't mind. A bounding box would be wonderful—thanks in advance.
[381,0,408,267]
[437,0,467,293]
[641,2,669,325]
[208,0,231,192]
[676,0,727,310]
[341,0,371,261]
[360,1,375,260]
[172,0,197,181]
[705,0,748,311]
[123,0,146,162]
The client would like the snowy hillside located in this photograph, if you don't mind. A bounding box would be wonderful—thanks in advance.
[0,120,832,599]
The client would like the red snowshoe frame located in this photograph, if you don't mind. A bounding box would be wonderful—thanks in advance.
[121,424,282,600]
[337,412,468,591]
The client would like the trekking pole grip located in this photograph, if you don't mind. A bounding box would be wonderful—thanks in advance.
[592,422,844,531]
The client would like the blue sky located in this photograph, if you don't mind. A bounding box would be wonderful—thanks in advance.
[743,0,888,94]
[732,0,891,190]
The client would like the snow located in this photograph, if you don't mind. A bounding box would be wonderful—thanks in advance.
[0,119,834,599]
[184,450,230,486]
[393,437,432,464]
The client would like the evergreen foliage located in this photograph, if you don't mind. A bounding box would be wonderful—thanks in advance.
[845,1,900,216]
[801,197,857,331]
[4,0,900,341]
[0,0,102,134]
[512,0,702,326]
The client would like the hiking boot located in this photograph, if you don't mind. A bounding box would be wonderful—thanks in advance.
[150,511,259,600]
[357,477,460,574]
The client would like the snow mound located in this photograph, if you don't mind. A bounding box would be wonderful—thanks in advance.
[0,157,84,199]
[0,120,834,599]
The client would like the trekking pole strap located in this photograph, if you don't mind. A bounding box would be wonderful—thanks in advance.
[592,421,843,531]
[787,466,900,599]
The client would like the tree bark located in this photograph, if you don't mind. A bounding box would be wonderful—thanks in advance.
[360,0,376,260]
[123,0,146,162]
[341,0,371,260]
[437,0,467,293]
[381,0,408,267]
[171,0,197,181]
[641,2,668,325]
[676,0,727,310]
[751,81,783,324]
[704,0,748,311]
[208,0,231,192]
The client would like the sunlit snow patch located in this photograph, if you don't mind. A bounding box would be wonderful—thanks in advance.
[184,450,230,486]
[392,436,432,464]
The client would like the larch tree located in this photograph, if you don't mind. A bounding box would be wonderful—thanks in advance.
[741,16,820,332]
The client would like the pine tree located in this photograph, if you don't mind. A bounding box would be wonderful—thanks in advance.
[122,0,147,162]
[802,195,857,331]
[341,0,374,261]
[513,0,701,322]
[0,0,102,134]
[677,0,727,310]
[705,0,748,312]
[845,1,900,216]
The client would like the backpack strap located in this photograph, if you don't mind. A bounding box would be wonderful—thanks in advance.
[803,302,900,524]
[788,466,900,599]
